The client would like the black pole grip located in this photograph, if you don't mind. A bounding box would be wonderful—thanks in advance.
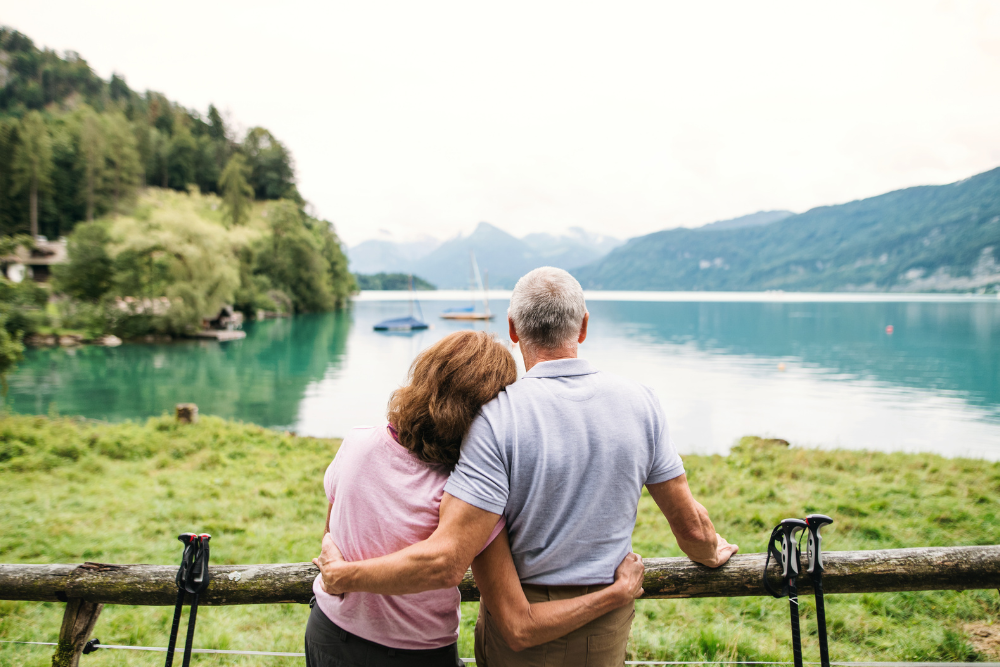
[779,518,808,578]
[806,514,833,575]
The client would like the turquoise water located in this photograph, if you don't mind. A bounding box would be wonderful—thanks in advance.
[6,293,1000,460]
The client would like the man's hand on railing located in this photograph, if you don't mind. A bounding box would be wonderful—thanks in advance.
[611,552,645,603]
[312,533,346,596]
[703,533,739,569]
[646,476,739,568]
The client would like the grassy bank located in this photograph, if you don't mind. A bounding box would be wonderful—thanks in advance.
[0,415,998,665]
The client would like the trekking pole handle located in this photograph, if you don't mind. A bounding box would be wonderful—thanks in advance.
[779,518,808,578]
[175,532,212,593]
[805,514,833,575]
[193,534,211,592]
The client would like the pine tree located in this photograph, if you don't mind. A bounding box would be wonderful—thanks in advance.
[103,112,141,215]
[78,108,105,222]
[11,111,53,238]
[218,153,255,226]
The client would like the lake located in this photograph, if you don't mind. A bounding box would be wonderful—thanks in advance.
[6,291,1000,460]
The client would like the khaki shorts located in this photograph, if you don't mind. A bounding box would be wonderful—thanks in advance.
[474,583,635,667]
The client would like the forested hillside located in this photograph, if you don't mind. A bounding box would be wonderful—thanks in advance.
[575,167,1000,292]
[0,27,302,239]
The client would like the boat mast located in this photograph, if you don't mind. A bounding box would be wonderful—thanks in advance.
[484,269,490,317]
[408,273,414,317]
[470,251,485,294]
[468,250,476,307]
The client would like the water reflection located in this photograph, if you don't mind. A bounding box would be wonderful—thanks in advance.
[5,312,351,428]
[5,297,1000,460]
[583,301,1000,461]
[586,301,1000,414]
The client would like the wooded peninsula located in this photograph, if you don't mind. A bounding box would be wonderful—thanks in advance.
[0,27,355,382]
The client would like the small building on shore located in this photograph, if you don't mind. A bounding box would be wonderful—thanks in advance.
[1,237,68,283]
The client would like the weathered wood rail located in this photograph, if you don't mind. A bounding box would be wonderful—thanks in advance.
[2,546,997,605]
[3,546,997,666]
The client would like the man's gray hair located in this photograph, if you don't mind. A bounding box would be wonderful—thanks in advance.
[508,267,587,348]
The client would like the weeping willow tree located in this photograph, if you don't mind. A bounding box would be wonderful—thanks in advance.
[108,190,257,332]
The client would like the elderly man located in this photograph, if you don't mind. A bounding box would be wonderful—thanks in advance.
[316,266,737,666]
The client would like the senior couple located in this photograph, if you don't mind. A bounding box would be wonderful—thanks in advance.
[307,267,738,666]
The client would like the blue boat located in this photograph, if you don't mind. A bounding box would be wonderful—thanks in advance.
[373,275,429,332]
[373,316,429,332]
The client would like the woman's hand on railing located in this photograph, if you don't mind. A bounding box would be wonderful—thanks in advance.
[312,533,346,596]
[612,552,645,603]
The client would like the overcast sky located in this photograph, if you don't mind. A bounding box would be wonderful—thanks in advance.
[5,1,1000,246]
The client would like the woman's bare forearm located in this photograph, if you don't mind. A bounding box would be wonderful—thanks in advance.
[471,530,635,652]
[496,585,629,651]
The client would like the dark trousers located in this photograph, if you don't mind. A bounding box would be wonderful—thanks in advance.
[305,603,465,667]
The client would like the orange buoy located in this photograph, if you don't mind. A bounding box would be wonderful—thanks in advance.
[777,362,786,372]
[885,325,894,335]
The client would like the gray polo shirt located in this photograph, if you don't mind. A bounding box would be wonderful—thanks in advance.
[444,358,685,586]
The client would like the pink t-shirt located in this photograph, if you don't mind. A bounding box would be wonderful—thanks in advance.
[313,425,504,650]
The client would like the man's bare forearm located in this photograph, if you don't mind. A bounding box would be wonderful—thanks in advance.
[646,475,734,568]
[316,493,501,596]
[670,499,721,566]
[331,538,464,594]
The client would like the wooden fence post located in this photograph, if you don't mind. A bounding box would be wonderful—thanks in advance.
[51,598,103,667]
[175,403,198,424]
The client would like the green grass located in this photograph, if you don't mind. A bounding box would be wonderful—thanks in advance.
[1,418,998,665]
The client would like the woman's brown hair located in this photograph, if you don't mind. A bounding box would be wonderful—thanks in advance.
[388,331,517,471]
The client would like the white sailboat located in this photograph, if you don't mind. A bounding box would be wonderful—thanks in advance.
[441,251,494,321]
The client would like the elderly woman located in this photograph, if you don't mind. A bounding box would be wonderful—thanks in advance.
[306,330,643,667]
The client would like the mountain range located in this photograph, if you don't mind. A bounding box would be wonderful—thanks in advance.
[348,237,441,275]
[349,225,623,288]
[574,167,1000,292]
[350,165,1000,293]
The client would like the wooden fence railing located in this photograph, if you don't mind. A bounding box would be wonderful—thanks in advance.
[2,545,998,666]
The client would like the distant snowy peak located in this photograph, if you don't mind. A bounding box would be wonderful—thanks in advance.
[348,223,622,280]
[347,237,441,274]
[522,226,624,256]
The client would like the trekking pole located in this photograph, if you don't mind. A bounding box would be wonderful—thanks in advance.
[806,514,834,667]
[165,533,211,667]
[165,534,196,667]
[764,518,808,667]
[164,586,185,666]
[180,534,211,667]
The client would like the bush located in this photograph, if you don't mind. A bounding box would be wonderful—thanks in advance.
[0,320,23,391]
[0,303,42,338]
[51,222,114,301]
[57,299,109,339]
[0,278,48,307]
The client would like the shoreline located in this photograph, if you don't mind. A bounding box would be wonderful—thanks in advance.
[353,289,1000,303]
